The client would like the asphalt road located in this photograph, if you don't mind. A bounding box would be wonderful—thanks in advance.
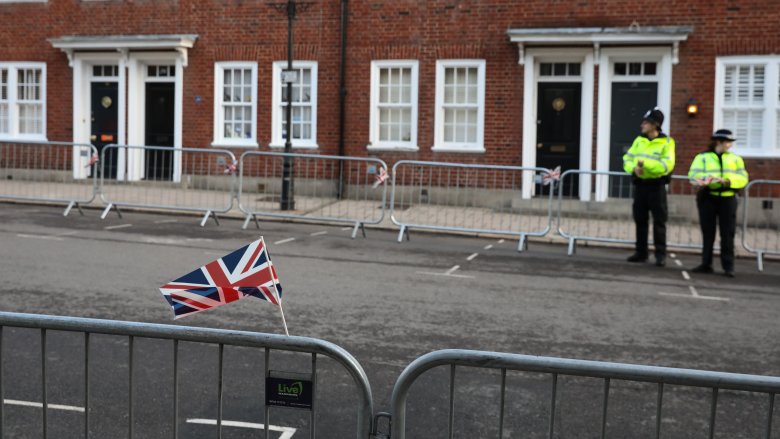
[0,203,778,438]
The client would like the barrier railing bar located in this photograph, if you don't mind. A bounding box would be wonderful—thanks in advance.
[173,339,179,439]
[766,393,775,439]
[709,388,718,439]
[84,333,90,439]
[264,348,270,439]
[41,328,48,439]
[217,343,224,439]
[311,353,317,439]
[601,378,610,439]
[129,335,134,439]
[498,368,506,439]
[655,382,663,439]
[0,327,3,438]
[548,373,557,439]
[448,364,455,439]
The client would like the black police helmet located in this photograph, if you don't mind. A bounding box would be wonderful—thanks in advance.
[711,129,737,142]
[642,107,664,128]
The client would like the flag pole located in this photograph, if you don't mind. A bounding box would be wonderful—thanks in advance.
[278,297,290,337]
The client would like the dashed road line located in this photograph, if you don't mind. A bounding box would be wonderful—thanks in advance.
[186,418,296,438]
[484,244,493,250]
[4,399,84,413]
[467,253,479,261]
[274,237,296,245]
[154,219,179,224]
[674,259,683,267]
[310,231,328,237]
[16,234,64,241]
[445,265,461,275]
[497,239,505,244]
[104,224,133,230]
[341,227,352,231]
[670,253,677,259]
[681,270,690,281]
[689,285,700,297]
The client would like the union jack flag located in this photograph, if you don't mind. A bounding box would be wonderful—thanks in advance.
[85,153,99,168]
[159,237,283,319]
[224,160,238,175]
[542,166,561,186]
[372,167,389,189]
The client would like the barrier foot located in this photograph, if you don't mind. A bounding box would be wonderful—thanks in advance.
[351,222,366,239]
[63,201,75,217]
[397,225,409,243]
[100,203,121,220]
[200,210,219,227]
[517,234,528,253]
[241,214,260,230]
[757,251,764,272]
[567,238,577,256]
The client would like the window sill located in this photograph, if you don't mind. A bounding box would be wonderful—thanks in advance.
[0,135,49,143]
[211,141,259,149]
[268,143,319,150]
[431,145,486,154]
[366,144,419,152]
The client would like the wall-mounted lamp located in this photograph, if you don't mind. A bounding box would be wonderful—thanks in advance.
[686,98,699,116]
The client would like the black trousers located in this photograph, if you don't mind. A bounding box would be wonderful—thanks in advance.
[632,183,668,258]
[697,192,738,271]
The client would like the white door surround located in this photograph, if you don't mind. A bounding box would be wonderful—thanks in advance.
[50,34,196,181]
[595,46,673,201]
[521,48,595,200]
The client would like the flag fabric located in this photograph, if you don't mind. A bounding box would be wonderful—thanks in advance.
[159,237,283,319]
[85,153,99,168]
[542,166,561,186]
[373,167,389,189]
[224,160,238,175]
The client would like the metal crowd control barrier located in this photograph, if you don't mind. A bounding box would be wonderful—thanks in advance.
[238,151,389,239]
[0,140,98,216]
[742,179,780,271]
[99,145,237,226]
[390,161,553,251]
[388,349,780,439]
[0,311,373,439]
[557,170,715,256]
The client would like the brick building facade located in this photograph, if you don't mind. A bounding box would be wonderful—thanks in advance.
[1,0,779,198]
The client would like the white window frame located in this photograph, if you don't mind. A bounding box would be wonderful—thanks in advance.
[0,62,46,141]
[212,61,258,148]
[271,61,318,149]
[433,59,486,153]
[368,60,419,151]
[714,55,780,158]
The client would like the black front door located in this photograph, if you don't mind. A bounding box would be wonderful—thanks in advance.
[90,82,119,179]
[536,82,581,196]
[144,82,175,181]
[609,82,658,197]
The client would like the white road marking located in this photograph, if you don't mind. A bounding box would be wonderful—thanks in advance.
[445,265,461,275]
[104,224,133,230]
[658,292,731,302]
[56,231,79,237]
[16,234,64,241]
[154,219,178,224]
[497,239,505,244]
[416,271,475,279]
[681,271,691,281]
[186,418,296,438]
[4,399,84,413]
[341,227,352,231]
[689,285,700,297]
[674,259,683,267]
[484,244,493,250]
[310,231,328,236]
[670,253,677,259]
[467,253,479,261]
[274,237,296,245]
[186,238,214,243]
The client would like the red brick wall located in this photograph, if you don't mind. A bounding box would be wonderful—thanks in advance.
[1,0,779,180]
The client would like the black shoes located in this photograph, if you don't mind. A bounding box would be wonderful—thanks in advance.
[627,253,648,263]
[724,271,735,278]
[692,264,714,274]
[655,256,666,267]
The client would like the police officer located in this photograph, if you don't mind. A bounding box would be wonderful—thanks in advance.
[623,107,676,266]
[688,129,748,277]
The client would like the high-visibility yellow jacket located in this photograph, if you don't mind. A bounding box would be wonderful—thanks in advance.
[687,150,749,197]
[622,134,676,180]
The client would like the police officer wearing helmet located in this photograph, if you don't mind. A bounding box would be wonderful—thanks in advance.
[688,129,749,277]
[623,107,676,267]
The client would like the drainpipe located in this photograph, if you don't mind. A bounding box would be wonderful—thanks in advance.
[337,0,349,199]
